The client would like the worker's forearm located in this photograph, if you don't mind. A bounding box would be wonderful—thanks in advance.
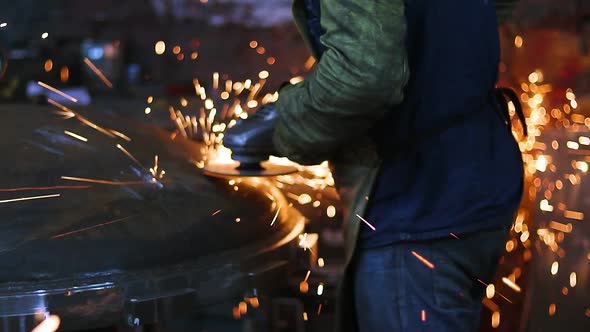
[274,0,409,165]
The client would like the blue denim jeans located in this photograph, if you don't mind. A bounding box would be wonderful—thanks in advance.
[353,226,509,332]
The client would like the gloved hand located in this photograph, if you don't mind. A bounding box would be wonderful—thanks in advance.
[223,103,280,166]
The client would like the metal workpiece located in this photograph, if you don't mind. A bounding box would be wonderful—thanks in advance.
[0,104,305,330]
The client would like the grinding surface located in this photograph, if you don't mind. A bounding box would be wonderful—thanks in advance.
[0,104,286,283]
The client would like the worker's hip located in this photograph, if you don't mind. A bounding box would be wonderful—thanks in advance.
[350,224,511,332]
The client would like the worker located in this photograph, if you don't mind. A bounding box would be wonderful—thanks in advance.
[224,0,523,331]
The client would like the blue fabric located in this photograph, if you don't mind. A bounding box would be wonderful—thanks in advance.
[303,0,523,248]
[304,0,326,55]
[359,0,523,247]
[353,225,509,331]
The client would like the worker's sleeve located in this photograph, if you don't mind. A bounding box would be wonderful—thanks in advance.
[496,0,520,25]
[273,0,409,165]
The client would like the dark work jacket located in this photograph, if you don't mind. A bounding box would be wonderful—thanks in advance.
[302,0,524,248]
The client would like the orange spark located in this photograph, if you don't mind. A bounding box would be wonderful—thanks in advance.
[270,206,281,226]
[356,214,376,231]
[60,66,69,83]
[211,209,221,216]
[53,110,75,119]
[47,99,116,138]
[501,277,522,293]
[64,130,88,142]
[108,129,132,142]
[116,144,144,168]
[450,233,460,239]
[304,56,316,70]
[411,251,435,269]
[421,310,427,322]
[61,176,149,186]
[0,185,89,192]
[0,193,60,204]
[213,72,219,90]
[37,81,78,103]
[564,210,584,220]
[549,221,573,233]
[304,270,311,283]
[47,98,75,115]
[477,279,513,303]
[31,315,60,332]
[44,59,53,72]
[51,215,135,238]
[84,58,113,89]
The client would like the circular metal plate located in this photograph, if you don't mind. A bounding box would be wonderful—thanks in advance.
[0,104,305,330]
[203,161,298,177]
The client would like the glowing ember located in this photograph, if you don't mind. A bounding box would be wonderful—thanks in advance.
[0,185,89,192]
[83,57,114,88]
[44,59,53,72]
[569,272,577,288]
[51,215,135,239]
[64,130,88,142]
[298,233,308,247]
[316,283,324,296]
[326,205,336,218]
[491,311,500,328]
[563,210,584,220]
[540,199,554,212]
[149,155,165,179]
[318,258,325,267]
[238,301,247,315]
[61,176,150,186]
[116,144,144,168]
[356,214,376,231]
[486,284,495,299]
[258,70,270,80]
[477,279,512,303]
[514,35,523,48]
[0,193,60,204]
[549,221,572,233]
[232,307,240,320]
[47,99,117,138]
[31,315,60,332]
[551,261,559,275]
[411,251,435,269]
[270,206,281,226]
[250,297,260,308]
[501,277,521,293]
[297,194,312,205]
[155,41,166,55]
[299,281,309,293]
[37,81,78,103]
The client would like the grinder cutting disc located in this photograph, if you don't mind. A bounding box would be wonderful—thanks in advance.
[203,160,298,177]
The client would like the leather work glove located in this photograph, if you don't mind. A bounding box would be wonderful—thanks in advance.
[222,103,281,165]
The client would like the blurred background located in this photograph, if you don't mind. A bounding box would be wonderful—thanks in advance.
[0,0,589,331]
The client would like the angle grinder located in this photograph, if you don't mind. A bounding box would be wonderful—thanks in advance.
[203,103,298,177]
